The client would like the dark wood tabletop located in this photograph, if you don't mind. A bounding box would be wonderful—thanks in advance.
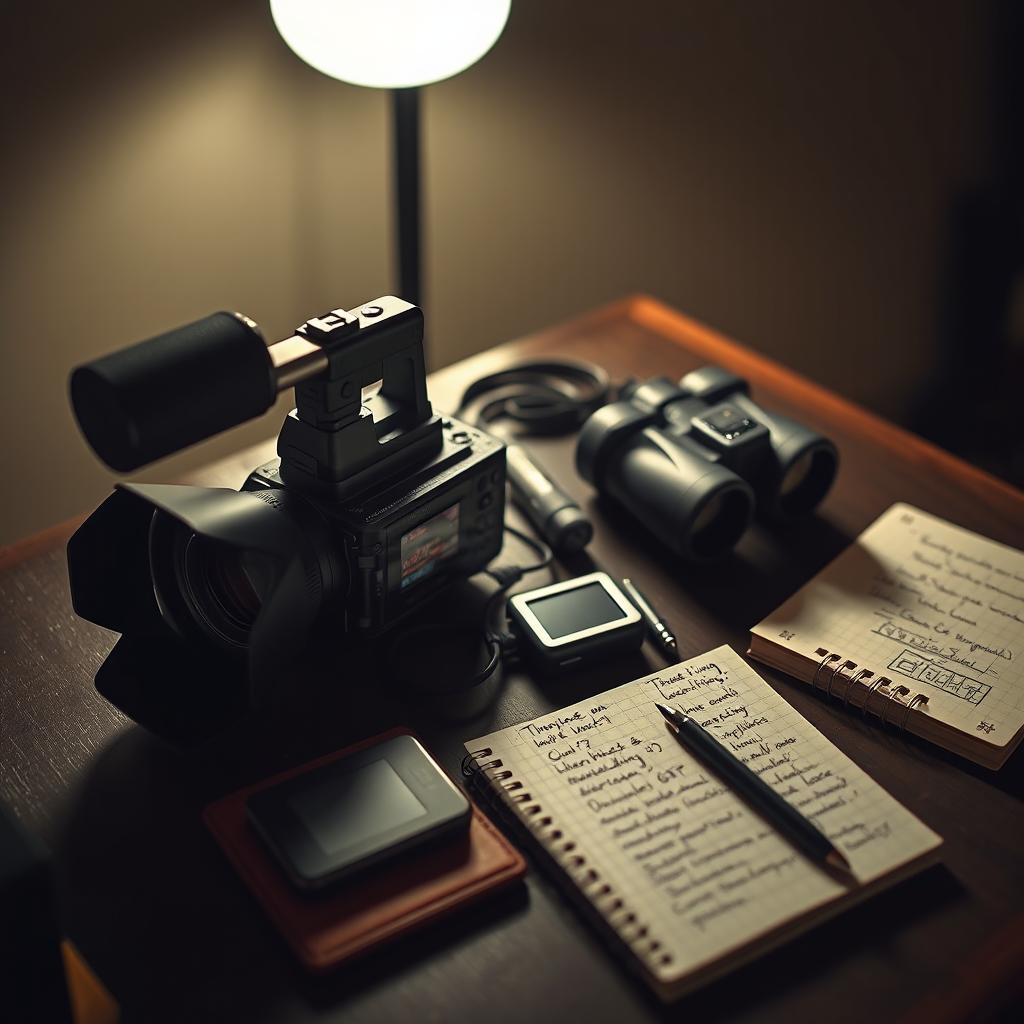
[2,296,1023,1023]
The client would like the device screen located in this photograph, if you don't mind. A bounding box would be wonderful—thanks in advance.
[400,504,460,589]
[525,580,627,639]
[288,759,427,855]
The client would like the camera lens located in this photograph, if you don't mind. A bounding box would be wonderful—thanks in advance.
[149,511,281,653]
[181,536,275,649]
[141,485,344,667]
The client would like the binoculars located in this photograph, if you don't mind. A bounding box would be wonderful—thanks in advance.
[576,367,838,561]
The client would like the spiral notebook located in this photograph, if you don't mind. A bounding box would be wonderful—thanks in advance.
[464,646,941,1001]
[748,503,1024,769]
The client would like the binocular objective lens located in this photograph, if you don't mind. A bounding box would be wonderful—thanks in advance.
[779,452,813,498]
[691,494,723,537]
[777,447,838,519]
[689,488,751,560]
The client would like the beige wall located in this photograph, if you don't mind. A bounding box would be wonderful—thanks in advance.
[0,1,992,544]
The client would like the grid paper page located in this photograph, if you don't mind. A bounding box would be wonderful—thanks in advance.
[467,646,940,983]
[752,503,1024,747]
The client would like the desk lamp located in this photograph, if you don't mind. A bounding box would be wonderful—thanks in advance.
[270,0,510,334]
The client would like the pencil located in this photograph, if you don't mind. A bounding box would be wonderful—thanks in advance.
[654,702,854,878]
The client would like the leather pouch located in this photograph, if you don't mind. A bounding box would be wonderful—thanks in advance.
[203,727,526,972]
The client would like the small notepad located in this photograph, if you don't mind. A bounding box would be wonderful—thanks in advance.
[749,503,1024,769]
[465,647,941,1001]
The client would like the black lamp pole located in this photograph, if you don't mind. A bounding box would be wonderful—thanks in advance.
[392,87,422,312]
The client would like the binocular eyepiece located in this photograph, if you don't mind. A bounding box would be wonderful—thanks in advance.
[576,367,837,561]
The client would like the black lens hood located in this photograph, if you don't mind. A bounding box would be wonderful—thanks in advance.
[67,483,341,744]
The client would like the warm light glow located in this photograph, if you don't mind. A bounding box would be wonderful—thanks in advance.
[269,0,511,89]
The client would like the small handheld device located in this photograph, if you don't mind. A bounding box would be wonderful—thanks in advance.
[246,734,471,890]
[507,571,644,673]
[505,444,592,556]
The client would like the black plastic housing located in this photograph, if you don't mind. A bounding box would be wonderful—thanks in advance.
[66,417,504,744]
[66,297,507,743]
[70,312,274,472]
[246,419,505,636]
[576,366,837,561]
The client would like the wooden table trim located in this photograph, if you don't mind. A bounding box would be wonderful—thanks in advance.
[2,296,1023,1022]
[5,295,1021,570]
[0,514,84,574]
[627,295,1023,505]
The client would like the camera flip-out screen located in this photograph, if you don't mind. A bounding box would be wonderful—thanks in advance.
[400,504,461,589]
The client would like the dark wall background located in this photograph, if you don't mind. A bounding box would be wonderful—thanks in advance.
[1,1,1020,543]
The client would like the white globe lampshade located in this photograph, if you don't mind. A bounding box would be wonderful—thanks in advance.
[269,0,512,89]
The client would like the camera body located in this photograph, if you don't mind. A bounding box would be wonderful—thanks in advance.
[67,297,506,742]
[577,366,837,561]
[241,420,505,639]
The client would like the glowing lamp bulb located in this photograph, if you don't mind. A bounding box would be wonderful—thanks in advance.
[269,0,512,89]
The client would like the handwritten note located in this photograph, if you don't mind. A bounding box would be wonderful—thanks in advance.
[468,646,940,983]
[752,503,1024,747]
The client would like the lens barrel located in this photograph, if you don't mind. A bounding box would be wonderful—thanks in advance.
[753,408,838,522]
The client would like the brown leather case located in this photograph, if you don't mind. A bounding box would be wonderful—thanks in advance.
[62,941,119,1024]
[202,727,526,973]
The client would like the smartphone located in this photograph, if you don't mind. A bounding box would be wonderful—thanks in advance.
[246,735,472,890]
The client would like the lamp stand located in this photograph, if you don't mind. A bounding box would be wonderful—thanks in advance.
[392,87,422,313]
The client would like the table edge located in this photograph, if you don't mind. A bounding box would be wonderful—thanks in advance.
[626,294,1024,508]
[4,294,1020,569]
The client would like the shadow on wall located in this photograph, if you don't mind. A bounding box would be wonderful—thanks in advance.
[0,0,390,544]
[910,0,1024,487]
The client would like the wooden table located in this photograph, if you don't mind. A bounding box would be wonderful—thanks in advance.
[2,296,1022,1023]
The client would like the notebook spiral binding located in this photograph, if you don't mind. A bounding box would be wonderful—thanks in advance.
[462,748,673,973]
[810,648,929,730]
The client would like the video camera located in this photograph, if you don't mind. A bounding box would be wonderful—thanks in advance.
[67,298,506,743]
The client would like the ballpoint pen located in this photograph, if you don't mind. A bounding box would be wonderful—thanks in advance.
[620,578,678,662]
[654,701,854,878]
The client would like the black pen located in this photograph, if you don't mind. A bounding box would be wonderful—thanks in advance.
[621,578,678,662]
[654,702,854,878]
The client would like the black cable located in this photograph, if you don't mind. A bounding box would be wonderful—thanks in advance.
[488,522,554,576]
[456,359,613,556]
[389,360,602,694]
[387,522,554,695]
[455,358,611,435]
